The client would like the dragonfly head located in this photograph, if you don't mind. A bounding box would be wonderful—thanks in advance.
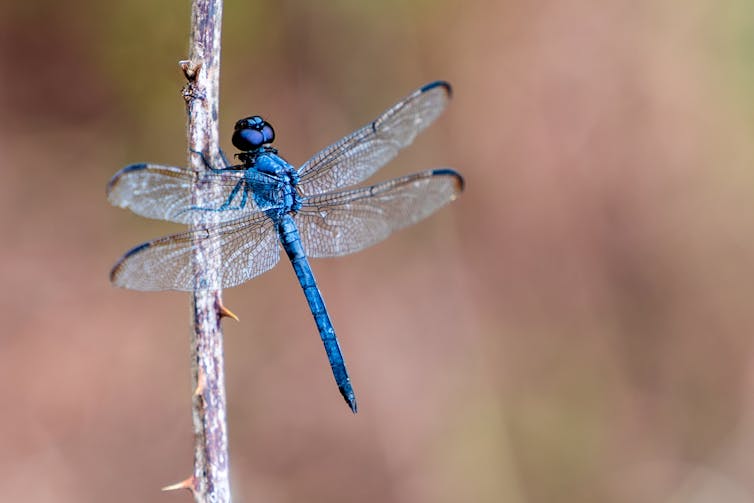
[232,116,275,152]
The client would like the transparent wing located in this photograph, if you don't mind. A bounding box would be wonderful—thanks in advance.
[296,169,463,258]
[110,214,280,291]
[107,163,263,224]
[297,81,452,195]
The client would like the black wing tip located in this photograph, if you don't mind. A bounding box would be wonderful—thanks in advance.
[122,162,150,173]
[109,241,151,284]
[106,163,149,195]
[432,168,465,193]
[421,80,452,98]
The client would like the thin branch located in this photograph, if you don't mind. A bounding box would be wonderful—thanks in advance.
[180,0,231,501]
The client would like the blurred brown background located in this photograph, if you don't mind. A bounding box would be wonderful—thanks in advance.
[2,0,754,502]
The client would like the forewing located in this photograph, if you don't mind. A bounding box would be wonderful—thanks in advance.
[297,81,452,195]
[107,163,260,224]
[296,169,463,258]
[110,214,280,291]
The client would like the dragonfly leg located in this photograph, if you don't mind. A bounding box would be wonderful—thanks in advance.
[214,179,246,210]
[175,179,251,220]
[190,149,239,173]
[219,149,232,168]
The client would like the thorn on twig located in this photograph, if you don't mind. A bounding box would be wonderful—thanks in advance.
[194,367,206,397]
[162,475,196,494]
[217,300,239,322]
[179,60,201,81]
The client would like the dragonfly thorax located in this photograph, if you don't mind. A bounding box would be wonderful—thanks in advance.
[250,153,301,215]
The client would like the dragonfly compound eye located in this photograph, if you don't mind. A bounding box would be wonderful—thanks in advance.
[232,116,276,151]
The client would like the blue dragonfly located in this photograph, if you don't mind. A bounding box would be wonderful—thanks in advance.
[107,81,464,412]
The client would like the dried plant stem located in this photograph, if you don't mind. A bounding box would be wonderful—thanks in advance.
[181,0,230,501]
